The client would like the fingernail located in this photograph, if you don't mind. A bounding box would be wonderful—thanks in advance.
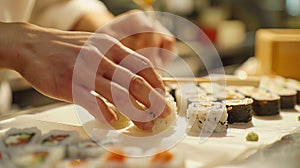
[132,77,144,90]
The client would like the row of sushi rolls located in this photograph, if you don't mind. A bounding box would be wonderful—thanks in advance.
[1,75,300,167]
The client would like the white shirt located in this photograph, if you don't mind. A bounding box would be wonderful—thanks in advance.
[0,0,108,30]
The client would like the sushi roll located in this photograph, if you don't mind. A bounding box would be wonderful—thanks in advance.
[135,94,177,133]
[236,86,260,98]
[175,83,206,113]
[97,148,140,168]
[199,83,244,100]
[67,140,105,159]
[1,127,41,148]
[0,150,14,168]
[223,98,254,124]
[270,88,296,109]
[187,95,217,106]
[165,83,178,102]
[260,79,297,109]
[187,101,228,133]
[152,96,177,133]
[260,75,286,84]
[199,82,224,95]
[251,91,280,116]
[7,144,64,168]
[55,158,101,168]
[145,150,185,168]
[39,130,79,146]
[106,102,131,130]
[285,80,300,104]
[213,90,245,101]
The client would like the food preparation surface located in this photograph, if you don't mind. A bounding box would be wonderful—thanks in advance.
[1,104,299,167]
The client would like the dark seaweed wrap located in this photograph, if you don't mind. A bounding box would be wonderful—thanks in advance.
[252,99,280,116]
[223,98,254,124]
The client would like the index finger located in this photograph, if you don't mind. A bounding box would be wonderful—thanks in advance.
[89,36,165,93]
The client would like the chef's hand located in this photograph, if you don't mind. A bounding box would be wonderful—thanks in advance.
[97,10,176,68]
[0,22,171,130]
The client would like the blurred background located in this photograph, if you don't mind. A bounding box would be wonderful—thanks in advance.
[2,0,300,116]
[102,0,300,73]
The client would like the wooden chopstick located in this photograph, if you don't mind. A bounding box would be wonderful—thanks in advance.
[162,77,260,87]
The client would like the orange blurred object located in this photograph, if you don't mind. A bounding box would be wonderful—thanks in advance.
[151,151,174,163]
[106,149,126,162]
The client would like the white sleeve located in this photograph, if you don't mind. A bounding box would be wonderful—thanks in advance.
[30,0,108,30]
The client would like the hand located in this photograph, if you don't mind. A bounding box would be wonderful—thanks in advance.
[0,22,172,130]
[99,10,176,68]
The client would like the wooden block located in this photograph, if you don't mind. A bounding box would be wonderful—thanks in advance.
[255,29,300,80]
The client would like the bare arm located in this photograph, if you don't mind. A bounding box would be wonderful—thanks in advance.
[71,10,176,67]
[0,22,171,130]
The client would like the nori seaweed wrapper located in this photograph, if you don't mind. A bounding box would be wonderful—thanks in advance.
[223,98,254,124]
[280,94,297,109]
[252,99,280,116]
[248,90,281,116]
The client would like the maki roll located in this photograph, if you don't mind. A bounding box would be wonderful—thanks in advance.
[260,79,297,109]
[175,83,206,113]
[56,158,101,168]
[106,102,131,130]
[135,94,177,133]
[146,151,185,168]
[187,101,228,133]
[152,96,177,133]
[251,91,280,116]
[67,140,105,159]
[199,82,244,100]
[199,82,225,95]
[235,86,261,98]
[98,148,140,168]
[187,95,217,106]
[238,87,281,116]
[165,83,178,102]
[7,145,64,168]
[223,98,254,124]
[0,150,14,168]
[213,90,245,101]
[1,127,41,148]
[285,80,300,104]
[271,88,296,109]
[39,130,79,146]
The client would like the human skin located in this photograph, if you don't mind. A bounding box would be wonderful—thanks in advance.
[0,22,172,130]
[72,10,176,67]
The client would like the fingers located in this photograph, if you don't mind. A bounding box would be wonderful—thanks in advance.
[75,37,173,130]
[90,37,165,92]
[114,51,165,93]
[132,120,154,131]
[91,77,156,130]
[87,37,171,119]
[94,69,171,121]
[72,85,116,124]
[160,36,176,67]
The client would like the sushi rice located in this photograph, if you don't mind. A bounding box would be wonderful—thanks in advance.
[187,101,228,133]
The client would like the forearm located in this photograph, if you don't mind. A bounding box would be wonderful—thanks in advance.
[0,22,31,72]
[71,10,114,32]
[0,22,19,70]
